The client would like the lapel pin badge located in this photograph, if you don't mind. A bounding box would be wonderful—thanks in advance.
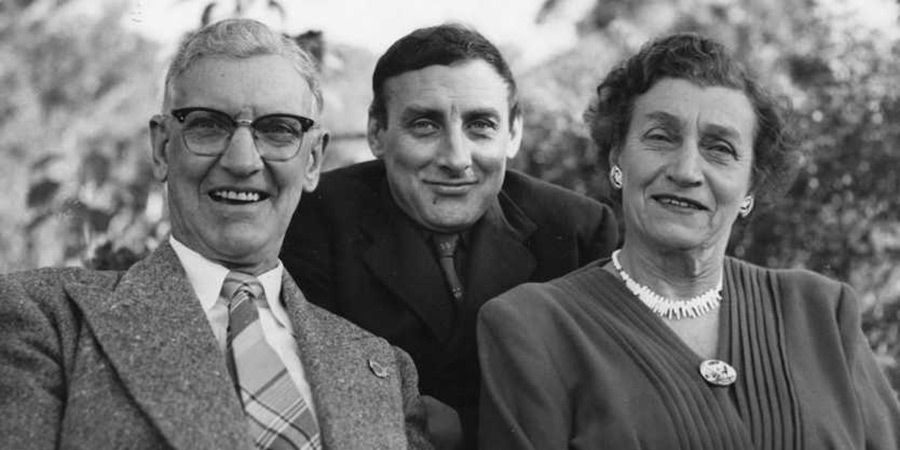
[368,358,389,379]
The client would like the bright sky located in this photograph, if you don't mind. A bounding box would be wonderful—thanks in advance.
[126,0,595,68]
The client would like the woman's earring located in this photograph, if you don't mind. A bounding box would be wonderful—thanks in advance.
[739,195,755,218]
[610,166,623,190]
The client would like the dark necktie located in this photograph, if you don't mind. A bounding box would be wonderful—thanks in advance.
[222,271,321,450]
[433,233,464,301]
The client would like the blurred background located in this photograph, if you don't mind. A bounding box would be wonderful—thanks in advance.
[2,0,899,390]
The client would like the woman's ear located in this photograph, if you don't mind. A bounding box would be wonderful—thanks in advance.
[608,145,622,169]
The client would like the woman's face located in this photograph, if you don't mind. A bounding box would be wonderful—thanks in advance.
[615,78,755,253]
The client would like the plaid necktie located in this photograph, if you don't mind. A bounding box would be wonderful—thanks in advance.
[222,271,320,450]
[433,233,464,301]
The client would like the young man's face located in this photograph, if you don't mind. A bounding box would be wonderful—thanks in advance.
[368,60,522,233]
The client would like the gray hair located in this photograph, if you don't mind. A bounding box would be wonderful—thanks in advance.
[163,19,323,113]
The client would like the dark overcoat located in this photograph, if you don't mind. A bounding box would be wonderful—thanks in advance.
[281,160,618,442]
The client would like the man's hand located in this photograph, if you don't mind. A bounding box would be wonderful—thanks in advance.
[421,395,463,450]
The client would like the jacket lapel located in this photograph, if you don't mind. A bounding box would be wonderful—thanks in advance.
[361,186,458,342]
[66,242,250,450]
[464,192,538,306]
[282,274,407,449]
[360,184,540,342]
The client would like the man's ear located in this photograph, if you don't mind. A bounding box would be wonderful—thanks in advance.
[149,115,170,182]
[367,115,386,159]
[302,129,328,192]
[506,113,524,159]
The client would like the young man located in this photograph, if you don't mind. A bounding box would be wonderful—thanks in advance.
[281,24,618,448]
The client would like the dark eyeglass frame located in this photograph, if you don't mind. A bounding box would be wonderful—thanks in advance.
[169,107,316,161]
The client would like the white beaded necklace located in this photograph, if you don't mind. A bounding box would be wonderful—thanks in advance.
[611,250,723,320]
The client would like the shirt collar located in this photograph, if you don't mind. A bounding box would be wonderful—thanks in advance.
[168,236,284,314]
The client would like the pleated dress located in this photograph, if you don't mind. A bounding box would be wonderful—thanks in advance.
[478,257,900,449]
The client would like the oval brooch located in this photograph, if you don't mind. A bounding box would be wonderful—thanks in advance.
[699,359,737,386]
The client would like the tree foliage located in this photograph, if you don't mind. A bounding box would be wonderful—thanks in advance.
[0,0,166,271]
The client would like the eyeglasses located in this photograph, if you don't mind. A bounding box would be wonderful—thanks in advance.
[169,107,316,161]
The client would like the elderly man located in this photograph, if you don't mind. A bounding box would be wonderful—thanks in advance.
[0,19,429,450]
[281,24,618,448]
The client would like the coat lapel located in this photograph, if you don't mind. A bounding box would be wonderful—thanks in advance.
[361,186,458,342]
[66,242,250,450]
[360,184,540,342]
[281,274,408,449]
[463,192,538,307]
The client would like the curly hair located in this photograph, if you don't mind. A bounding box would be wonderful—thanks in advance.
[584,33,800,203]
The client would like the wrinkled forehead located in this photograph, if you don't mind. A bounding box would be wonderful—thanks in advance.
[164,55,318,116]
[631,78,757,144]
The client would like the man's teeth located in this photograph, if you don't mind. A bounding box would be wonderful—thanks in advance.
[659,197,700,209]
[213,190,261,202]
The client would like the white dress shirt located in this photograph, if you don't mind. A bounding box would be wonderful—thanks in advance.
[169,237,316,415]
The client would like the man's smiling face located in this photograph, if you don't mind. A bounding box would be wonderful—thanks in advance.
[150,55,323,274]
[368,59,522,233]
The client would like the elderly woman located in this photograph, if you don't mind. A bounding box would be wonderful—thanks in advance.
[477,33,900,450]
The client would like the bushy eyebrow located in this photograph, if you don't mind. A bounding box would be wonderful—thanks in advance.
[399,106,443,124]
[643,111,681,130]
[462,108,501,123]
[398,105,502,124]
[703,123,744,143]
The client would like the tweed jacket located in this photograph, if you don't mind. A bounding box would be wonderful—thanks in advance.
[281,160,619,445]
[0,242,431,450]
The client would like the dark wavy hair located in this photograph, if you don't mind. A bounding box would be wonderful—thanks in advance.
[369,23,520,130]
[584,33,800,204]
